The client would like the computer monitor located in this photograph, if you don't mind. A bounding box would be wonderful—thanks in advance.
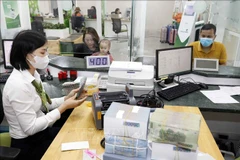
[88,9,96,19]
[156,46,193,80]
[2,39,13,69]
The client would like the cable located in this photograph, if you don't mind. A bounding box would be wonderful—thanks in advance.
[178,77,197,84]
[100,137,105,148]
[137,89,164,108]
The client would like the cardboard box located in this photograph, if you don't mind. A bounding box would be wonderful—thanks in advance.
[104,102,150,140]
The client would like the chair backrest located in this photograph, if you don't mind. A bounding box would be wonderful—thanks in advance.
[71,16,85,30]
[111,18,122,34]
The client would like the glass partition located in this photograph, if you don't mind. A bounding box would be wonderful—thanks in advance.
[130,1,174,65]
[2,0,239,71]
[102,0,132,61]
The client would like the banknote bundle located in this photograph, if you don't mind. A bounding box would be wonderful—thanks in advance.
[104,102,151,158]
[148,108,201,150]
[105,135,148,158]
[104,102,150,140]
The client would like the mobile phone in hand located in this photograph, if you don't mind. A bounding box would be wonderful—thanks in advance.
[76,77,87,99]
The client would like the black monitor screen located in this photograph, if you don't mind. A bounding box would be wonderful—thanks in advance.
[88,9,96,19]
[156,46,193,79]
[2,39,13,69]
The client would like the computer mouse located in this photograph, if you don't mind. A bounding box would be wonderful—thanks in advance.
[199,83,208,89]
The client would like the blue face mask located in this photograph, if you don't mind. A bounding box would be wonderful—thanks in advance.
[200,38,213,47]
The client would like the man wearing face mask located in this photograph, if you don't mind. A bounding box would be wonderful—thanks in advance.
[2,30,87,160]
[189,23,227,65]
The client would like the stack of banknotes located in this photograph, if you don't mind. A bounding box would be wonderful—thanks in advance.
[148,108,201,150]
[105,134,148,158]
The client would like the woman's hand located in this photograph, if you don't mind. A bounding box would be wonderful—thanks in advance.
[58,94,87,114]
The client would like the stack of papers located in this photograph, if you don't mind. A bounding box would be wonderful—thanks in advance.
[201,86,240,104]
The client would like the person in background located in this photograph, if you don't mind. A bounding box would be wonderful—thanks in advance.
[3,30,87,160]
[189,23,227,65]
[115,8,121,14]
[91,6,96,11]
[74,27,100,57]
[92,39,114,63]
[90,6,97,18]
[73,7,82,17]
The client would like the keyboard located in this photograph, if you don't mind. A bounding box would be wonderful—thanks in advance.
[0,74,10,83]
[157,82,201,101]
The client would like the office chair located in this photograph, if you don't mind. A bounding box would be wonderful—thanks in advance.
[111,18,128,41]
[71,16,85,33]
[31,20,45,36]
[0,90,21,160]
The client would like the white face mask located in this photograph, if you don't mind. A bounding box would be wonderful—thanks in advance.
[28,54,49,69]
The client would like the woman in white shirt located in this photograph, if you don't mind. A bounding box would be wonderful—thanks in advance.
[2,30,87,160]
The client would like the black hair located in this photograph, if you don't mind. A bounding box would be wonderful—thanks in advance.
[83,27,100,48]
[115,8,120,14]
[10,30,47,70]
[200,23,216,34]
[91,6,96,11]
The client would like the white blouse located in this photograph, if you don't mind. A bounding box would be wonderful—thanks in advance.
[3,69,64,139]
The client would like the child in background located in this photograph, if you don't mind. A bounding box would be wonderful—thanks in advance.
[92,39,114,63]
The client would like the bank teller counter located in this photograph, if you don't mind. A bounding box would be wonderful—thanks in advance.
[47,56,240,114]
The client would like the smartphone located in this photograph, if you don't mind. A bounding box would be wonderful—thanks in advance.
[76,77,87,99]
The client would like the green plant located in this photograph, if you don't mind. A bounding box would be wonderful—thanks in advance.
[43,22,67,29]
[64,10,71,28]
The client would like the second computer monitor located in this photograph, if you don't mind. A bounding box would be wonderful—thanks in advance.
[156,46,193,80]
[2,39,13,69]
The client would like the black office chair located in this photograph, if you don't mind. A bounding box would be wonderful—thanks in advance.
[31,20,45,36]
[0,90,21,160]
[71,16,85,33]
[111,18,128,41]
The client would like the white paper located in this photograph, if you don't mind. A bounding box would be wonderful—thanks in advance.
[219,86,240,96]
[197,151,215,160]
[110,61,142,71]
[201,90,238,104]
[61,141,89,151]
[74,76,83,83]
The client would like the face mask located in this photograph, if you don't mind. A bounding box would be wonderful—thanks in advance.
[200,38,213,47]
[28,54,49,69]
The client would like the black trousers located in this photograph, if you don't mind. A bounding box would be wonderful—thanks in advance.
[11,127,60,160]
[11,109,73,160]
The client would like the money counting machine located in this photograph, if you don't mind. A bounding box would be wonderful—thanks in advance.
[92,87,136,130]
